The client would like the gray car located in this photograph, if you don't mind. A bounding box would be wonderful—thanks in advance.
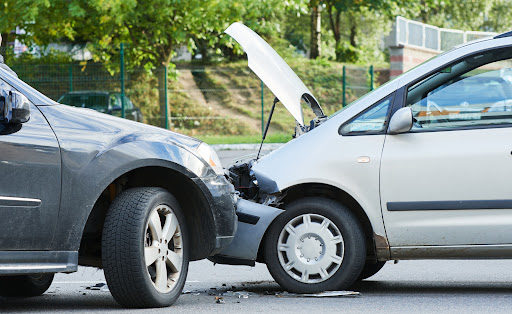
[58,91,144,122]
[0,66,236,308]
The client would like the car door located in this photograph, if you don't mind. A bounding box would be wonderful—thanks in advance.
[0,78,61,250]
[380,47,512,247]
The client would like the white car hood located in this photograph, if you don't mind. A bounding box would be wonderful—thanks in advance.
[225,22,321,126]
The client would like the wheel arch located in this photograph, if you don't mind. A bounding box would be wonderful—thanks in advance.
[78,165,217,267]
[257,182,388,263]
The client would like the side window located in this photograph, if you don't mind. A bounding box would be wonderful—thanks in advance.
[109,94,120,109]
[406,48,512,131]
[340,97,392,135]
[123,96,134,110]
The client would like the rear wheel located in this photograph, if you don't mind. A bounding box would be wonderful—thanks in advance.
[264,197,366,293]
[102,187,188,308]
[0,273,54,297]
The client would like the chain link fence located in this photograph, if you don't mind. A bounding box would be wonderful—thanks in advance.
[5,47,388,136]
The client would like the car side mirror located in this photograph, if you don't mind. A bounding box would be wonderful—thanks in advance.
[388,107,413,135]
[0,91,30,124]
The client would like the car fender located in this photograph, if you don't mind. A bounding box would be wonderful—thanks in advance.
[59,140,215,251]
[37,105,216,251]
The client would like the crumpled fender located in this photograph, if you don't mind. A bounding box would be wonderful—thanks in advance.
[210,199,284,264]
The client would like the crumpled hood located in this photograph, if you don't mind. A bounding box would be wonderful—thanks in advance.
[225,22,322,126]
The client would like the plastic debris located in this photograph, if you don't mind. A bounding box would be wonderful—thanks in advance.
[86,283,106,291]
[222,290,250,298]
[276,291,360,298]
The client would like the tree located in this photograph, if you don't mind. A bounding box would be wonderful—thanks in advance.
[0,1,41,55]
[310,0,322,59]
[323,0,406,62]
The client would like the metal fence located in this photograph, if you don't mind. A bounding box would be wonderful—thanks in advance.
[391,16,496,52]
[8,47,386,136]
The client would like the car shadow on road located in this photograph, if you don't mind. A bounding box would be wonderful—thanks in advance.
[0,294,121,311]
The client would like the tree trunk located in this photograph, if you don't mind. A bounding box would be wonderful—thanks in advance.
[327,4,342,61]
[310,3,321,59]
[349,18,357,47]
[0,32,9,59]
[157,67,167,128]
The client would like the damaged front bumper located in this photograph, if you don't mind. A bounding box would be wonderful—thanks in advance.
[209,198,283,266]
[196,175,238,254]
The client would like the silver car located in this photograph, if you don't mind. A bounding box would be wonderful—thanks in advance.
[213,23,512,293]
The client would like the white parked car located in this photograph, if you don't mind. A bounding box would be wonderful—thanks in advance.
[211,23,512,293]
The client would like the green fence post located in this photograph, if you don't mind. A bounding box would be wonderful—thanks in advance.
[342,65,346,107]
[261,80,264,136]
[120,42,126,119]
[369,65,374,91]
[164,65,169,129]
[68,65,73,92]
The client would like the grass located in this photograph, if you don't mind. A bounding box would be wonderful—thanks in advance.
[197,132,292,144]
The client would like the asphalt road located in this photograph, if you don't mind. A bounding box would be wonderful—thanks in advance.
[2,148,512,313]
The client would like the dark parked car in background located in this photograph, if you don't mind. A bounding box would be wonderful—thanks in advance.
[0,67,236,308]
[58,91,143,122]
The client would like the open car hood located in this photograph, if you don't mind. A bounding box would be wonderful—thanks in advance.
[225,22,323,126]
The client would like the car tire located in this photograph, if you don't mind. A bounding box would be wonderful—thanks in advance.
[0,273,54,297]
[264,197,366,293]
[102,187,189,308]
[358,261,386,280]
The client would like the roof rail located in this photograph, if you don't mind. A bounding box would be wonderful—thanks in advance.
[495,31,512,39]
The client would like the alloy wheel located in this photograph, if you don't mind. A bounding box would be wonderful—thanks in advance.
[144,204,183,293]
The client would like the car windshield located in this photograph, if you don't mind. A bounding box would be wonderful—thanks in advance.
[58,94,109,111]
[329,44,463,118]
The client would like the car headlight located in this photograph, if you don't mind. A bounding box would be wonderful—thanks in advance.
[196,142,224,175]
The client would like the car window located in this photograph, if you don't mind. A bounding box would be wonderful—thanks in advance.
[406,48,512,131]
[340,97,392,135]
[60,93,109,111]
[123,95,134,109]
[109,94,120,109]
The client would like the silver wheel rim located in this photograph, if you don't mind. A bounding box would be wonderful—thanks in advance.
[144,204,183,293]
[277,213,344,284]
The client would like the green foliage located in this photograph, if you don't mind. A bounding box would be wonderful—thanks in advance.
[198,133,292,144]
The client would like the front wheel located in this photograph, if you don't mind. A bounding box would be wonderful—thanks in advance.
[0,274,54,297]
[264,197,366,293]
[102,187,189,308]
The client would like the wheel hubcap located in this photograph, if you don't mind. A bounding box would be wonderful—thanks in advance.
[277,213,344,284]
[144,204,183,293]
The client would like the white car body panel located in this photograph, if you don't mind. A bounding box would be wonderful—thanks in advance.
[381,127,512,246]
[250,35,512,259]
[225,22,319,126]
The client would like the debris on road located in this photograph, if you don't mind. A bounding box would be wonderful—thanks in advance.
[215,296,225,304]
[276,291,360,298]
[85,283,106,291]
[222,290,250,298]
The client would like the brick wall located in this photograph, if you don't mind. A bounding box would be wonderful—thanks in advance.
[389,45,440,79]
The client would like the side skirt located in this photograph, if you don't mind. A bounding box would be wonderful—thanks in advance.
[0,251,77,275]
[391,244,512,260]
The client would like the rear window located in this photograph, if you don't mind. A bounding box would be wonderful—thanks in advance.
[58,94,109,111]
